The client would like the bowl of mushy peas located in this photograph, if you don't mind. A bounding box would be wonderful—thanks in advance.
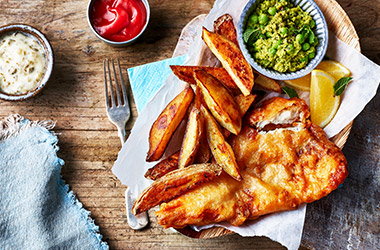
[238,0,328,80]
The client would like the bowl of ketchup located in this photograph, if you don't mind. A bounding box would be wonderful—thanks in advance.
[87,0,150,46]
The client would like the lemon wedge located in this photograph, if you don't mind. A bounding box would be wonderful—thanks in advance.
[316,60,351,81]
[310,70,340,128]
[283,74,311,91]
[284,60,351,91]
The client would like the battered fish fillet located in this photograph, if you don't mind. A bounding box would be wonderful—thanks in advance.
[156,97,348,228]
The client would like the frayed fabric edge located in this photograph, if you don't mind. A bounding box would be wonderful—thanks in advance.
[0,114,109,249]
[59,177,109,250]
[52,134,109,250]
[0,114,56,141]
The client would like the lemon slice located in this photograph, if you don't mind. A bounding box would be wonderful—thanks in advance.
[284,60,351,91]
[283,74,311,91]
[310,70,340,128]
[316,60,351,81]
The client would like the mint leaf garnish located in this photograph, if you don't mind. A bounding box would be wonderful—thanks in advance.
[282,86,299,98]
[334,77,353,96]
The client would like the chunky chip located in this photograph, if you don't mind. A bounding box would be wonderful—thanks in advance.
[234,94,257,116]
[202,27,254,96]
[144,151,180,180]
[178,93,204,168]
[214,14,238,45]
[201,105,241,181]
[133,163,223,214]
[170,65,241,95]
[254,73,282,93]
[146,87,194,162]
[194,134,212,163]
[194,70,241,135]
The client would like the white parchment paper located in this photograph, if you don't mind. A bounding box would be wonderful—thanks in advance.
[113,0,380,249]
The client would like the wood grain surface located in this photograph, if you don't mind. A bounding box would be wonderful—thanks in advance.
[0,0,378,249]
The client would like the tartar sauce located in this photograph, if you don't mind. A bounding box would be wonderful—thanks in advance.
[0,32,46,95]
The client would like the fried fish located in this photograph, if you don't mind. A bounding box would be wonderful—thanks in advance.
[150,97,348,228]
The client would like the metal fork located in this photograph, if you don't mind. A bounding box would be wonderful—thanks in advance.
[104,58,149,230]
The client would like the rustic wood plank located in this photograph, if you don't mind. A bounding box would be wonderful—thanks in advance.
[0,0,378,249]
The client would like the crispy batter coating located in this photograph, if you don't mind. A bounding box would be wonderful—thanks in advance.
[155,97,348,228]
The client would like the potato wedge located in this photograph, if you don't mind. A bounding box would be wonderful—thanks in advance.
[147,87,194,162]
[202,27,254,96]
[194,70,241,135]
[235,94,257,116]
[214,14,238,45]
[170,65,240,95]
[201,106,241,181]
[193,87,212,164]
[217,94,257,142]
[254,73,282,93]
[145,151,180,180]
[194,134,212,163]
[133,163,223,214]
[178,96,204,168]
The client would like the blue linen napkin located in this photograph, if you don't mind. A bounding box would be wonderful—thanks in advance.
[0,115,108,250]
[0,56,186,249]
[128,55,187,113]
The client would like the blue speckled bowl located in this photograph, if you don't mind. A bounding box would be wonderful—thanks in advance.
[237,0,328,80]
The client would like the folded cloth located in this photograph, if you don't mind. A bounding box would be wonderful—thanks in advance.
[128,55,187,113]
[0,115,108,250]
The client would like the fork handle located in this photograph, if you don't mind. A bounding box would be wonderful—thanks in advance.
[117,127,127,145]
[118,127,149,230]
[125,187,149,230]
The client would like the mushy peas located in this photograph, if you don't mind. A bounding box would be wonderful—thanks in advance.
[243,0,318,72]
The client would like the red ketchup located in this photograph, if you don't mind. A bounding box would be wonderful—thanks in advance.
[90,0,147,42]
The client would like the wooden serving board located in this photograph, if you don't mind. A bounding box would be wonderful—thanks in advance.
[172,0,361,242]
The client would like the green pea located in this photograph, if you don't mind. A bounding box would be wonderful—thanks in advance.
[302,43,310,51]
[308,33,316,44]
[310,20,316,28]
[302,31,309,40]
[300,56,309,62]
[289,27,296,34]
[311,35,319,45]
[279,27,288,35]
[308,36,315,45]
[259,14,269,25]
[249,15,259,24]
[287,44,295,52]
[308,46,316,53]
[269,48,277,55]
[308,52,316,59]
[273,39,283,49]
[268,7,277,16]
[296,34,305,43]
[266,31,272,38]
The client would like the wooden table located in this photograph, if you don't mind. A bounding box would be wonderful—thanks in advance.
[1,0,378,249]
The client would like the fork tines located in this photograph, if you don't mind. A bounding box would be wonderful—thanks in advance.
[103,58,129,109]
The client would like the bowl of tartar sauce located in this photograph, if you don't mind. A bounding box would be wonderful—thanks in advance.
[0,24,53,101]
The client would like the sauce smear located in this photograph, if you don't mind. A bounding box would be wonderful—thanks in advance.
[90,0,147,42]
